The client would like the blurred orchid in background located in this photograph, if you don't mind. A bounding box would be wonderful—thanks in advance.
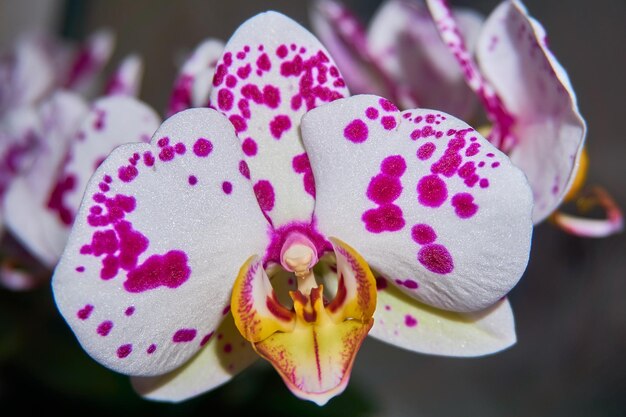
[0,30,161,290]
[52,11,533,406]
[311,0,623,238]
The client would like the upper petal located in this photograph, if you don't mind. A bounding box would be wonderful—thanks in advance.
[6,95,160,267]
[302,95,533,312]
[64,29,115,91]
[209,11,349,227]
[475,1,586,223]
[52,108,270,376]
[104,54,144,97]
[309,0,396,101]
[367,0,482,118]
[371,277,515,356]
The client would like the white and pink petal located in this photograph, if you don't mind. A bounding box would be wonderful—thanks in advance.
[52,108,270,376]
[104,54,144,97]
[302,95,533,312]
[208,11,349,227]
[475,1,586,223]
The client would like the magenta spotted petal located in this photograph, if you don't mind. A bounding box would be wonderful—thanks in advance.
[104,54,144,97]
[475,1,585,223]
[302,95,533,312]
[52,108,270,376]
[208,11,349,228]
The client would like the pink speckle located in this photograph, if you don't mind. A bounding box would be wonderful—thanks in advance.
[451,193,478,219]
[188,175,198,186]
[465,143,480,156]
[230,115,248,133]
[276,44,288,58]
[256,53,271,71]
[242,138,257,156]
[76,266,85,272]
[158,137,170,147]
[362,204,405,233]
[365,107,379,119]
[479,178,490,188]
[411,224,437,245]
[173,328,197,343]
[200,331,214,346]
[125,306,135,316]
[118,165,138,183]
[222,181,233,194]
[491,161,500,168]
[269,115,291,139]
[147,344,156,354]
[143,152,155,167]
[263,85,280,108]
[292,153,315,197]
[253,180,275,212]
[418,244,454,274]
[404,315,418,327]
[77,304,94,320]
[239,160,250,179]
[117,344,132,358]
[223,343,233,353]
[124,250,191,293]
[174,143,186,155]
[381,116,397,130]
[417,175,448,207]
[47,174,76,225]
[193,138,213,157]
[218,89,234,111]
[237,64,251,79]
[397,279,419,289]
[379,98,398,111]
[344,119,368,143]
[417,143,436,160]
[367,174,402,205]
[159,146,175,162]
[381,155,406,177]
[97,320,113,336]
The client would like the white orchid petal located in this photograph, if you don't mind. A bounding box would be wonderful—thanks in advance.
[52,108,269,376]
[105,54,144,97]
[302,95,533,312]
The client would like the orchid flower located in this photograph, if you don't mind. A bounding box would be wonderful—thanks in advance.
[309,0,482,120]
[53,12,533,406]
[425,0,622,237]
[1,55,160,290]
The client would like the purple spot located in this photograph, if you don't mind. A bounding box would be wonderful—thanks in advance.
[174,143,186,155]
[269,115,291,139]
[344,119,368,143]
[117,344,132,358]
[380,155,406,177]
[479,178,490,188]
[276,45,288,58]
[239,160,250,179]
[418,244,454,274]
[263,85,280,108]
[399,279,419,289]
[147,344,156,354]
[224,343,233,353]
[404,315,418,327]
[381,116,397,130]
[366,107,379,119]
[254,180,275,212]
[491,161,500,168]
[229,115,248,133]
[218,88,234,111]
[173,328,197,343]
[118,165,138,183]
[188,175,198,186]
[200,331,215,346]
[159,146,175,162]
[242,138,257,156]
[417,143,436,160]
[125,306,135,316]
[465,143,480,156]
[77,304,94,320]
[362,204,405,233]
[222,181,233,194]
[124,250,191,293]
[193,138,213,157]
[367,174,402,204]
[256,53,271,71]
[411,224,437,245]
[379,98,398,111]
[292,153,315,197]
[97,321,113,336]
[417,175,448,207]
[143,152,155,167]
[451,193,478,219]
[76,266,85,272]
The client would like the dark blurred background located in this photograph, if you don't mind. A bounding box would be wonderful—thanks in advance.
[1,0,625,416]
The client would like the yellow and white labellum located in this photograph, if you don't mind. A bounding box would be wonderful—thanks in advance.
[231,237,377,405]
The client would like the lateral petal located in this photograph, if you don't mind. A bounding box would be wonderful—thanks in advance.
[371,277,515,356]
[302,95,533,312]
[131,313,258,402]
[209,11,349,227]
[52,108,269,376]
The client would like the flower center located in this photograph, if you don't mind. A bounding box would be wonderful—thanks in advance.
[280,232,318,295]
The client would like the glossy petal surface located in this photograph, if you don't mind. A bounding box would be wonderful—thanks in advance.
[371,278,515,356]
[209,11,348,227]
[5,91,89,265]
[476,1,586,223]
[131,313,258,402]
[53,108,269,376]
[368,0,482,118]
[302,95,533,312]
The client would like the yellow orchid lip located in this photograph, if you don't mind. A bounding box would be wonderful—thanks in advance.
[231,236,376,405]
